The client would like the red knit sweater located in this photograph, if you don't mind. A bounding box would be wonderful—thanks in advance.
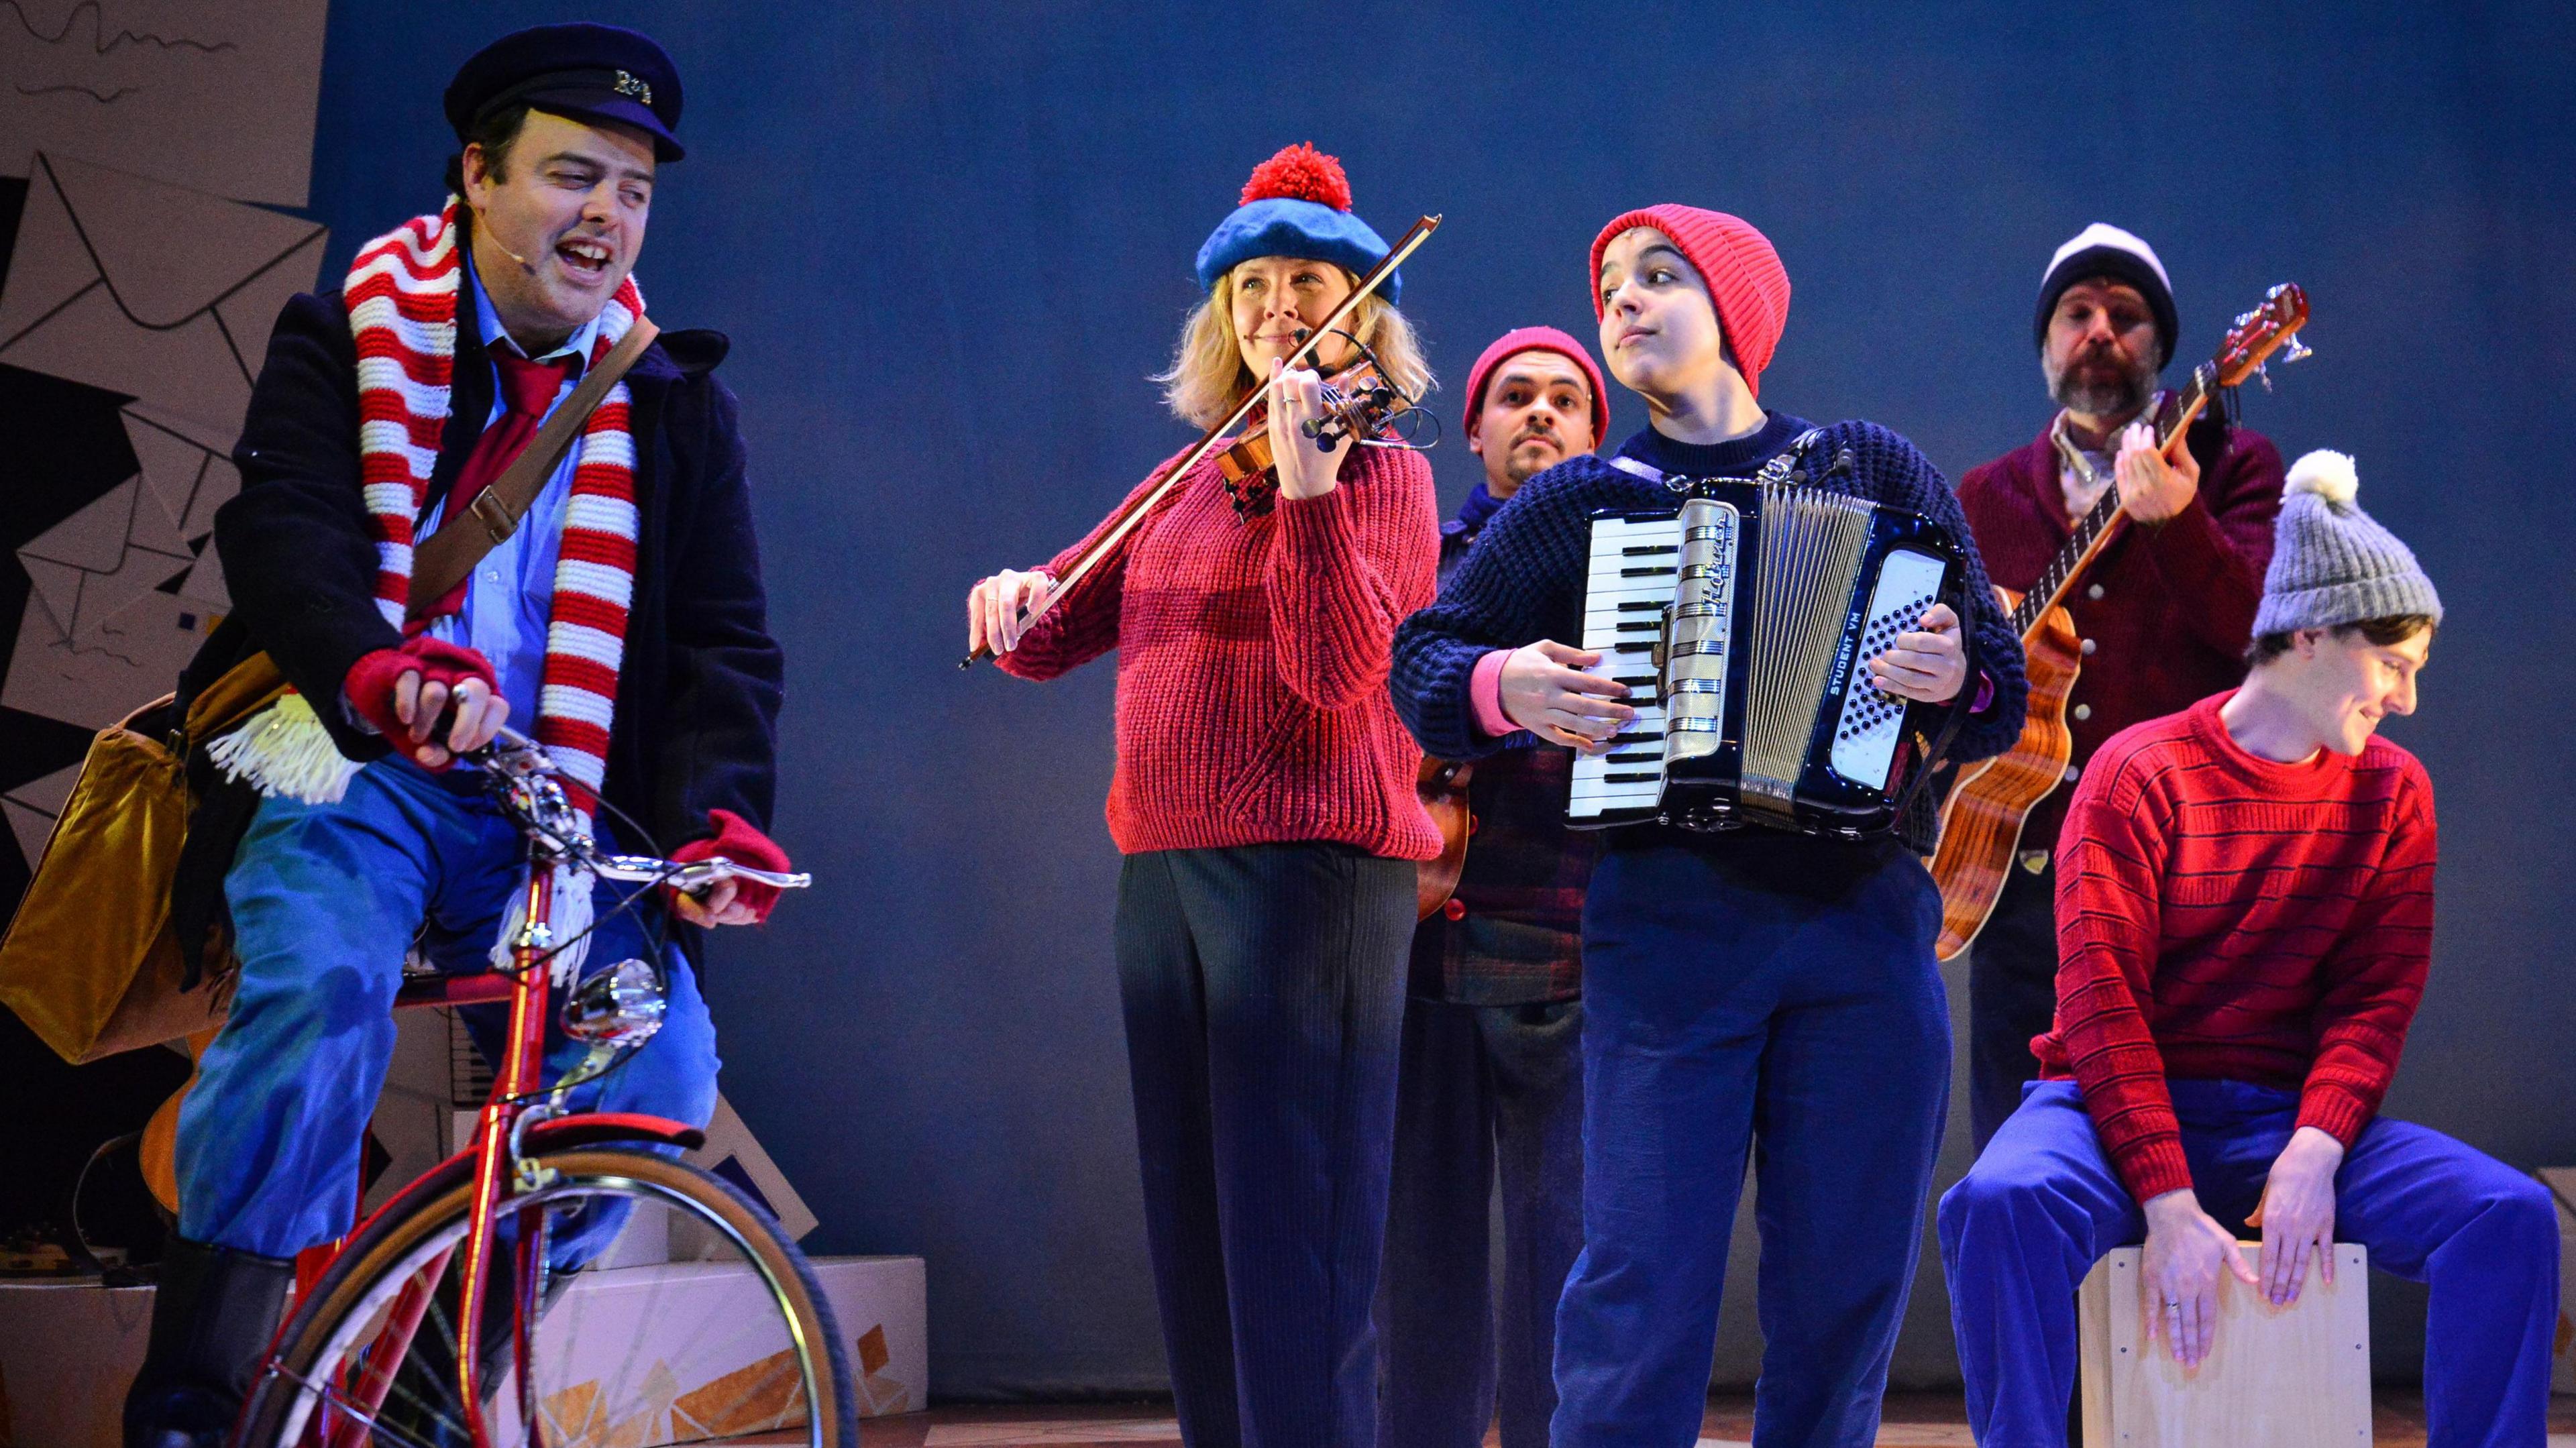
[2035,692,2436,1203]
[998,440,1443,860]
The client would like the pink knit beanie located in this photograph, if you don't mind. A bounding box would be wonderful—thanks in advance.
[1459,326,1610,445]
[1589,206,1792,398]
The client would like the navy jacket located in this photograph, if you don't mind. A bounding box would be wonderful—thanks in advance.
[172,282,782,956]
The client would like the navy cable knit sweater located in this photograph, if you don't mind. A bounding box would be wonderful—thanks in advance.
[1389,414,2029,854]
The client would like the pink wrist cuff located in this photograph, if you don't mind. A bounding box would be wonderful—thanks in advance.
[1469,649,1516,738]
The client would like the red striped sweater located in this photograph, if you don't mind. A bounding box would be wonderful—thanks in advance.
[2035,691,2436,1203]
[998,441,1443,861]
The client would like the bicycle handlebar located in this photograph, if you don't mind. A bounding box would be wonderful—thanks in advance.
[457,727,812,896]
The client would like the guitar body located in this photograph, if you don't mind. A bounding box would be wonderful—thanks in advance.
[1930,589,2081,960]
[1415,757,1474,921]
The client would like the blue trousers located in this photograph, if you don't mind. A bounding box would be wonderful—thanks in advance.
[1114,844,1417,1448]
[1374,996,1585,1448]
[179,759,722,1262]
[1551,840,1951,1448]
[1939,1080,2560,1448]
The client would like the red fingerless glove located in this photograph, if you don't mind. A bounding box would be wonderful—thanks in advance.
[343,637,500,746]
[668,809,791,924]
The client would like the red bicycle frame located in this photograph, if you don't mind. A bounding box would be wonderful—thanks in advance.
[294,860,703,1448]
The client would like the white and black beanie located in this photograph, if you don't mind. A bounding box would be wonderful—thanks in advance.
[2033,222,2179,368]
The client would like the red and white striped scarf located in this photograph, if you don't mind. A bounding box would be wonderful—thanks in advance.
[218,201,642,816]
[348,200,641,810]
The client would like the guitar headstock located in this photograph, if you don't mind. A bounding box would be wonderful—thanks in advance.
[2212,282,2312,389]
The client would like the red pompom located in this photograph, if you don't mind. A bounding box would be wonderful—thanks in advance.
[1240,142,1352,211]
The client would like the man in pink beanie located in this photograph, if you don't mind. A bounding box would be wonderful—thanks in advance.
[1376,325,1604,1448]
[1393,207,2028,1446]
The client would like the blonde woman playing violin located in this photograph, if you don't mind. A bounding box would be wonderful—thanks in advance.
[964,143,1436,1448]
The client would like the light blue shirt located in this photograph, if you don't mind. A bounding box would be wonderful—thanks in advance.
[418,260,600,732]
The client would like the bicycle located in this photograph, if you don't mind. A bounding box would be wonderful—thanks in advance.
[228,729,853,1448]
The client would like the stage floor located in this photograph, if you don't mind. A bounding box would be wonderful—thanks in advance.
[717,1392,2576,1445]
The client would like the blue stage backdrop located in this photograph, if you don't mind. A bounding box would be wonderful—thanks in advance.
[303,1,2573,1394]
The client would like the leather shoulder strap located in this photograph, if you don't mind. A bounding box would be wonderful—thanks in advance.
[407,315,659,620]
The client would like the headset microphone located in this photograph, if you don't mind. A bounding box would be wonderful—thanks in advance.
[471,201,541,272]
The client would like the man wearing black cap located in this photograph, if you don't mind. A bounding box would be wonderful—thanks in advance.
[123,24,784,1448]
[1953,223,2286,1152]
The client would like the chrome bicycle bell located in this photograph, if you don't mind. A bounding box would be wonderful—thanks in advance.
[562,958,667,1046]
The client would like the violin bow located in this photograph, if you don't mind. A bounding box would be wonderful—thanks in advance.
[961,212,1444,668]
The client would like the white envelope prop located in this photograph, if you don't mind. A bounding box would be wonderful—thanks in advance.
[0,0,329,207]
[4,404,236,734]
[0,152,326,439]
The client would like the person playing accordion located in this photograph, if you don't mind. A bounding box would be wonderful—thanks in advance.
[1388,205,2027,1445]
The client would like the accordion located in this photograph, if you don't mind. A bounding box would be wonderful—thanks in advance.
[1566,476,1968,838]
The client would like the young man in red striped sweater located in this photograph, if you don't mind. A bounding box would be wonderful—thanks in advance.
[1939,450,2557,1447]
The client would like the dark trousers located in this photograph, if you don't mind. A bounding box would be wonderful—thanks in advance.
[1374,996,1586,1448]
[1550,841,1951,1448]
[1967,854,2058,1152]
[1943,1080,2560,1448]
[1114,843,1417,1448]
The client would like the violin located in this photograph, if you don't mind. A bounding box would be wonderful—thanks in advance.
[1214,353,1418,520]
[961,213,1443,668]
[1415,756,1474,920]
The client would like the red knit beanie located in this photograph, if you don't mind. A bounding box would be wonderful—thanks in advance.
[1460,326,1611,447]
[1589,205,1792,398]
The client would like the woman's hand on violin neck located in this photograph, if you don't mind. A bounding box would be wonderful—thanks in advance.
[968,568,1056,655]
[1269,357,1350,501]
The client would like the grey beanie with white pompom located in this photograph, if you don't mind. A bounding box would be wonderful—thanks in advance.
[2251,449,2444,637]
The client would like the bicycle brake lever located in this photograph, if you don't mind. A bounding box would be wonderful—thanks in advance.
[592,854,814,892]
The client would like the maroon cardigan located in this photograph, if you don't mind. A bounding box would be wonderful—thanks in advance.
[1955,420,2284,846]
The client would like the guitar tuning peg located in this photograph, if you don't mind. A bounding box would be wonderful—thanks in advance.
[2281,335,2314,364]
[2256,361,2275,393]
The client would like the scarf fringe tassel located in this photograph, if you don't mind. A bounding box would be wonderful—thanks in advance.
[206,694,364,805]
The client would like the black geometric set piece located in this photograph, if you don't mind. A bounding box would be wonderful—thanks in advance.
[0,362,144,918]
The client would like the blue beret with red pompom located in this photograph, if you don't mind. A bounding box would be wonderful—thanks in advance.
[1193,142,1399,303]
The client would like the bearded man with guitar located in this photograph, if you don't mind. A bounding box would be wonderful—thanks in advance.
[1949,225,2291,1151]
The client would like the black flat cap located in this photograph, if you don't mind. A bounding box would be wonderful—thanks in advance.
[445,23,686,163]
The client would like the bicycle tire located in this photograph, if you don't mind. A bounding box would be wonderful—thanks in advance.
[235,1146,858,1447]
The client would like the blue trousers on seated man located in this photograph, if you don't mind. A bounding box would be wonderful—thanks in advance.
[179,757,723,1266]
[1943,1080,2557,1448]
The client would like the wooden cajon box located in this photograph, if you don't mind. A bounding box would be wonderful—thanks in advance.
[2078,1243,2370,1447]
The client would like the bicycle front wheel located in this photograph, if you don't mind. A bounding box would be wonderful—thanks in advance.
[237,1148,857,1447]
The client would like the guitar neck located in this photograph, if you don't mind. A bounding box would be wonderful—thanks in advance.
[2008,363,2218,637]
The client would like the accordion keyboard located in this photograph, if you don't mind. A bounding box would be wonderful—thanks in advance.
[1567,513,1682,823]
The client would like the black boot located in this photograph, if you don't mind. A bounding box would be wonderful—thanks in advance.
[123,1236,296,1448]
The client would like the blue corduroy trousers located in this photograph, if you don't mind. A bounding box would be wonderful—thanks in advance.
[1939,1079,2560,1448]
[1548,840,1953,1448]
[1114,843,1417,1448]
[1373,996,1586,1448]
[180,759,721,1262]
